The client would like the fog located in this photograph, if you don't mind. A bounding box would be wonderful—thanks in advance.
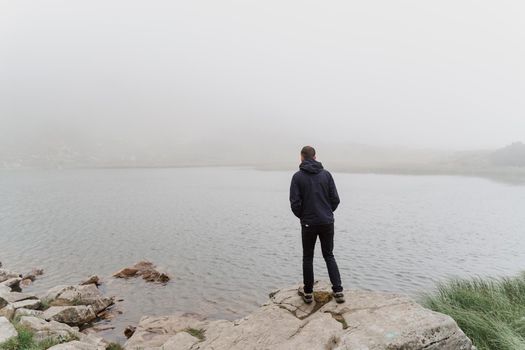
[1,0,524,167]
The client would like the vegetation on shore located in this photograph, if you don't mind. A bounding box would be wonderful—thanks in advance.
[422,272,525,350]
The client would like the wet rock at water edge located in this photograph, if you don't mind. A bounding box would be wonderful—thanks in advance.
[18,315,81,342]
[0,269,22,283]
[80,275,101,286]
[113,260,170,283]
[123,280,474,350]
[123,325,136,338]
[43,284,114,313]
[43,305,97,326]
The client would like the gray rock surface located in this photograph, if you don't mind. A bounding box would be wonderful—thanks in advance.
[47,340,101,350]
[0,269,20,283]
[0,278,22,292]
[162,332,201,350]
[43,305,97,326]
[11,298,42,310]
[18,316,81,342]
[0,291,37,308]
[43,285,114,313]
[0,316,18,343]
[14,307,45,319]
[124,281,473,350]
[124,313,206,349]
[0,305,15,321]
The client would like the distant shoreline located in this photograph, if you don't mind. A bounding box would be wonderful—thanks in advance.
[2,163,525,184]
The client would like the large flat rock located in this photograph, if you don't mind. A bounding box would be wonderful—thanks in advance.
[125,281,473,350]
[0,316,18,344]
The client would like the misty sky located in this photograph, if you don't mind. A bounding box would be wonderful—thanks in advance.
[1,0,524,154]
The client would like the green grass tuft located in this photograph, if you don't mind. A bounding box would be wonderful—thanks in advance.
[105,343,124,350]
[183,327,206,341]
[0,322,78,350]
[422,272,525,350]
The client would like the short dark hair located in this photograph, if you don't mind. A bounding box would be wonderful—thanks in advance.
[301,146,316,160]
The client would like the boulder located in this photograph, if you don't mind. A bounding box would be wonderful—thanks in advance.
[0,316,18,343]
[11,298,42,310]
[125,281,474,350]
[0,278,22,292]
[43,285,114,313]
[0,285,11,295]
[162,332,200,350]
[18,316,81,342]
[0,269,21,283]
[124,313,206,349]
[0,305,15,321]
[113,261,170,283]
[43,306,97,326]
[0,291,38,308]
[46,340,101,350]
[14,308,44,319]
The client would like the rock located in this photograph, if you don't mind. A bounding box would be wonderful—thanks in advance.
[0,291,38,308]
[43,285,114,313]
[113,260,170,283]
[113,268,138,279]
[125,281,473,350]
[0,305,15,321]
[0,269,21,283]
[0,285,11,294]
[20,279,33,288]
[124,325,136,338]
[0,316,18,343]
[11,298,42,310]
[78,333,108,348]
[162,332,200,350]
[0,278,22,292]
[22,268,44,281]
[18,316,81,342]
[47,340,100,350]
[43,306,97,326]
[14,308,44,319]
[79,275,100,286]
[124,313,206,349]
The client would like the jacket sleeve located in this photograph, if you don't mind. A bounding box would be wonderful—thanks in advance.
[289,174,302,219]
[328,172,340,211]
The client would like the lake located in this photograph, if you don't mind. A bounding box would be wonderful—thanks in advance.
[1,167,524,342]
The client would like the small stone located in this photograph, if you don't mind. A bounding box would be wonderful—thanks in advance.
[124,325,136,338]
[20,279,33,288]
[80,275,100,286]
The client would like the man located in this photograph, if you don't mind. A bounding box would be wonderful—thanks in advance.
[289,146,345,304]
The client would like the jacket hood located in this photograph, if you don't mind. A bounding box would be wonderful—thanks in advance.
[299,159,324,174]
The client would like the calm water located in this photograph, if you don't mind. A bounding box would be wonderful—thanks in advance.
[1,167,524,341]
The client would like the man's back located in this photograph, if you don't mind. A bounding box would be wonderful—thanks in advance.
[289,158,340,225]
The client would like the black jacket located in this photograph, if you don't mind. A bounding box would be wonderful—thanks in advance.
[289,159,340,225]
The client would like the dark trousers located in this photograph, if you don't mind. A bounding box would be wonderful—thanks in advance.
[301,223,343,293]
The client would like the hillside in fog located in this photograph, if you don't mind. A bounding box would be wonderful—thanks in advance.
[2,140,525,183]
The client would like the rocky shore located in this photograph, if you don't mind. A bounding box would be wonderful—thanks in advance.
[1,265,474,350]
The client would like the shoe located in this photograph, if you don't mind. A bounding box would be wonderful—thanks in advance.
[298,286,313,304]
[333,292,345,303]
